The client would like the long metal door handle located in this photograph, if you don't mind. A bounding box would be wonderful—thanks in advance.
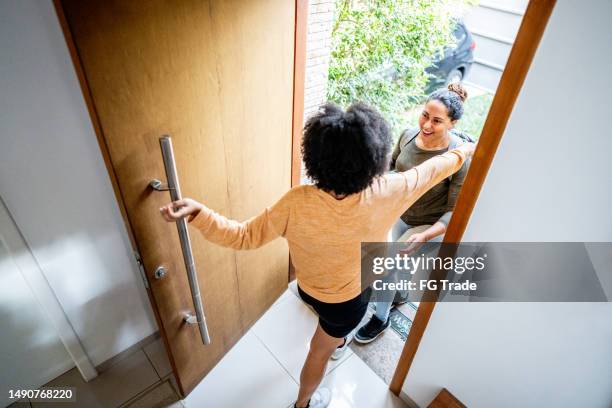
[158,135,211,345]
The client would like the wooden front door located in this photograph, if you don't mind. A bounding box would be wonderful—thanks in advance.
[58,0,295,395]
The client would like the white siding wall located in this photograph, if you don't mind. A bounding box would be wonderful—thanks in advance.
[402,1,612,407]
[464,1,528,91]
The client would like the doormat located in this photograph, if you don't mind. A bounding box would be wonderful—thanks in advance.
[368,302,418,341]
[388,307,413,341]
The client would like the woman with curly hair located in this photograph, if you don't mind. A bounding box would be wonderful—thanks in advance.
[160,102,474,408]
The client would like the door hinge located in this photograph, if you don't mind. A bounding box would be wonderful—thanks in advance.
[134,251,149,289]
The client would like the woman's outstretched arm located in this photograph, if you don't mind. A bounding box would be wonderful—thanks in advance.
[159,195,291,250]
[401,143,475,201]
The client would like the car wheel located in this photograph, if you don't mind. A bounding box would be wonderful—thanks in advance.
[445,68,463,86]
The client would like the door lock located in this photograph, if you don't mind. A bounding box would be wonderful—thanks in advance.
[154,266,167,280]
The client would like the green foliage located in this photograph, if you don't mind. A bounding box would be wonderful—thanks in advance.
[327,0,476,131]
[454,91,493,138]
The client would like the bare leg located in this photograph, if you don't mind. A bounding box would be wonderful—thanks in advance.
[295,324,343,407]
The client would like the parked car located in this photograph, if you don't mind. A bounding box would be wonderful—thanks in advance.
[425,20,475,94]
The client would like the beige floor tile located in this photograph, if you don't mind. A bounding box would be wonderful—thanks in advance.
[143,338,173,379]
[32,350,159,408]
[251,289,353,383]
[123,380,179,408]
[319,354,407,408]
[183,332,298,408]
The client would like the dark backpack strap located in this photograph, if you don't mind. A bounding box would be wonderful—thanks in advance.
[402,128,420,149]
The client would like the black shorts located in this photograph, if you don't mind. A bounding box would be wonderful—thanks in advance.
[297,285,372,339]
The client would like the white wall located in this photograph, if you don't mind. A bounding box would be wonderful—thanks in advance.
[464,0,527,92]
[0,200,73,406]
[0,0,157,367]
[402,1,612,407]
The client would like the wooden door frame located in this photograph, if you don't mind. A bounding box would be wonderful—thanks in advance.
[292,0,309,188]
[389,0,557,395]
[289,0,309,282]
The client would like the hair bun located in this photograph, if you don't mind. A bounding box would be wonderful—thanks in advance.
[447,82,468,102]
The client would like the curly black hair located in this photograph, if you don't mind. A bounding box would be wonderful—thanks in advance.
[301,102,392,196]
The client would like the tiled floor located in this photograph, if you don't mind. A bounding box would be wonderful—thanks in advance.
[16,284,407,408]
[184,284,407,407]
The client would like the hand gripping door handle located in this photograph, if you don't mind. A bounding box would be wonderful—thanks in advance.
[157,135,211,345]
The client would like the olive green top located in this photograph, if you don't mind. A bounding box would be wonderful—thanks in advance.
[390,128,471,226]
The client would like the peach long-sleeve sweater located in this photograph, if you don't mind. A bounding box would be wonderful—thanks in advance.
[189,147,469,303]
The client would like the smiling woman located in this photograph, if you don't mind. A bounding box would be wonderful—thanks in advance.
[354,83,473,345]
[391,83,471,231]
[417,83,468,149]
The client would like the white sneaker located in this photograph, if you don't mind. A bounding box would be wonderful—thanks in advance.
[308,387,332,408]
[330,333,353,360]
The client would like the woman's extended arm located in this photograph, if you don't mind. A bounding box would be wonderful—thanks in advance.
[401,143,475,201]
[159,196,290,250]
